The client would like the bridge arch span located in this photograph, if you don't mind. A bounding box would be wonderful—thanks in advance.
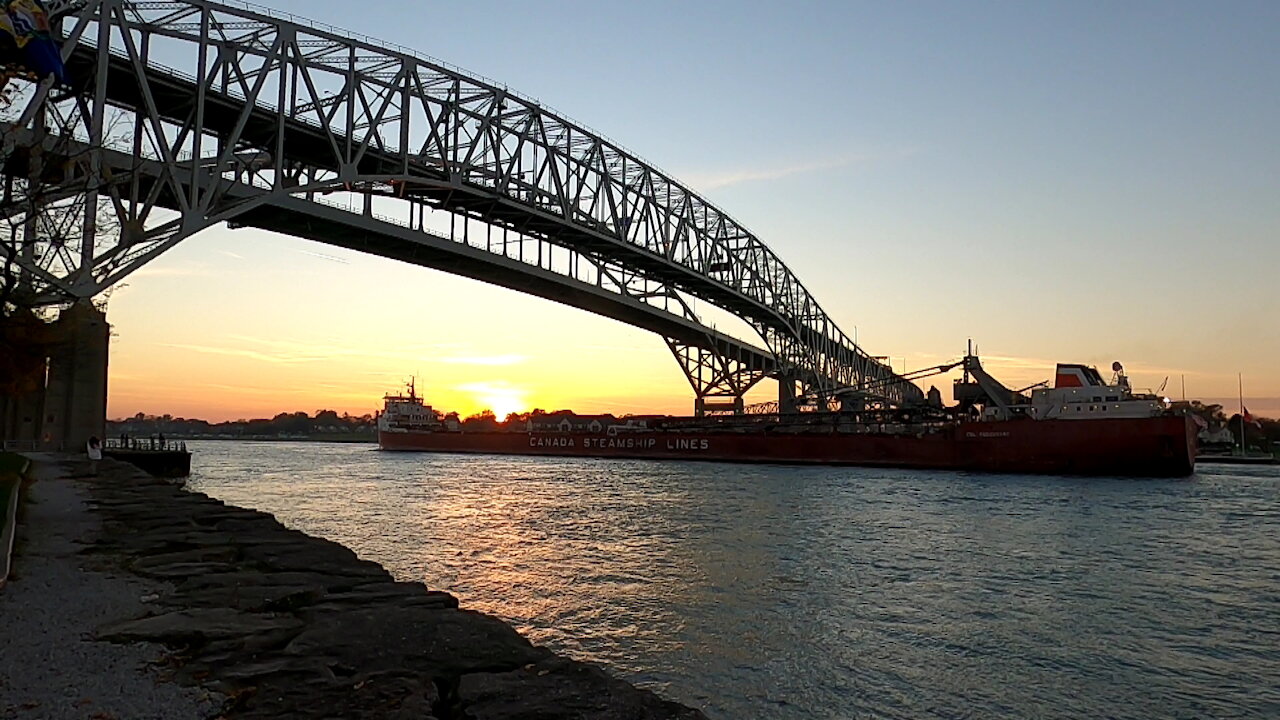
[2,0,922,410]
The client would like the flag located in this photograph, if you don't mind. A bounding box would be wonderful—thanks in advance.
[0,0,69,85]
[1242,406,1262,427]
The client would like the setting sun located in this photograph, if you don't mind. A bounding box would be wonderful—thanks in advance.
[459,382,527,419]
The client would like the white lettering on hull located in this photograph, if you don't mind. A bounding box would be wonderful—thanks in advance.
[529,436,577,448]
[525,435,712,452]
[581,437,659,449]
[665,438,710,451]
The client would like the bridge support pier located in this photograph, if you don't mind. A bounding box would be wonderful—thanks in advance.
[44,302,110,452]
[777,375,799,415]
[0,302,108,452]
[0,312,48,448]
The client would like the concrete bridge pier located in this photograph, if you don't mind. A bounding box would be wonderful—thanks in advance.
[0,373,45,447]
[777,376,799,415]
[0,302,109,451]
[43,302,110,452]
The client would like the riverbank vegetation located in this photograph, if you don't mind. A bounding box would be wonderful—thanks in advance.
[107,410,376,441]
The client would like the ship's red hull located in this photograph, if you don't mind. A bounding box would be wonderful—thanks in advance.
[380,415,1197,477]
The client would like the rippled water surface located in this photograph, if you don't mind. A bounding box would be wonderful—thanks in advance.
[185,441,1280,718]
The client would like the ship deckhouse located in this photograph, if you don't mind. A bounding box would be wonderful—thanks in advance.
[1030,363,1166,420]
[378,381,441,432]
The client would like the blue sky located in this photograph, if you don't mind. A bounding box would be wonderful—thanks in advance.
[107,1,1280,419]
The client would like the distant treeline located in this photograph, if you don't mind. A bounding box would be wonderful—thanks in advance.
[107,410,377,440]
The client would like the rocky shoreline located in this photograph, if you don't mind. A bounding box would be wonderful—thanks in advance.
[15,458,707,719]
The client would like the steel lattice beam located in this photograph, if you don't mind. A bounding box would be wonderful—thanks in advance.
[0,0,923,407]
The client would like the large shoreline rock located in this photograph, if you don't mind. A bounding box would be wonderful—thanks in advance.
[82,461,707,719]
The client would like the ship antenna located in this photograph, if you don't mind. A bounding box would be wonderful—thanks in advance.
[963,339,972,384]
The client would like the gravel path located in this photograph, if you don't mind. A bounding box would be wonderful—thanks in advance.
[0,455,222,720]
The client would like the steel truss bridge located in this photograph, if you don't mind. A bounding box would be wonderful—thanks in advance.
[1,0,923,414]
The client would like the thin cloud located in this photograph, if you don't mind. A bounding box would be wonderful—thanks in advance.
[161,342,322,364]
[200,382,298,396]
[224,335,455,364]
[297,249,351,264]
[439,354,527,366]
[226,335,368,360]
[132,266,208,278]
[681,147,919,191]
[978,354,1063,372]
[455,381,523,394]
[683,157,857,191]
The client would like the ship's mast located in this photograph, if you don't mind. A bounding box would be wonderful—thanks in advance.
[1239,373,1245,455]
[963,339,973,384]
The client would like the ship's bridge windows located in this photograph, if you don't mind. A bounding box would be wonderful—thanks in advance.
[1106,396,1119,402]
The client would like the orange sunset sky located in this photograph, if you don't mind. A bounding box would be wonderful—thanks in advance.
[103,2,1279,423]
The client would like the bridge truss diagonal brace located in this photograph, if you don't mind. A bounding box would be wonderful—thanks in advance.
[666,338,768,417]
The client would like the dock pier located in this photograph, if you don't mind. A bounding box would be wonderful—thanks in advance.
[102,438,192,478]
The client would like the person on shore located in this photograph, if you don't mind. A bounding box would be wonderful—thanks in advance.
[87,436,102,476]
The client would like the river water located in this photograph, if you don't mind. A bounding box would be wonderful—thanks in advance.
[184,441,1279,719]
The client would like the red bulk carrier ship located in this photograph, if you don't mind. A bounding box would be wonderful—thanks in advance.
[377,354,1196,477]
